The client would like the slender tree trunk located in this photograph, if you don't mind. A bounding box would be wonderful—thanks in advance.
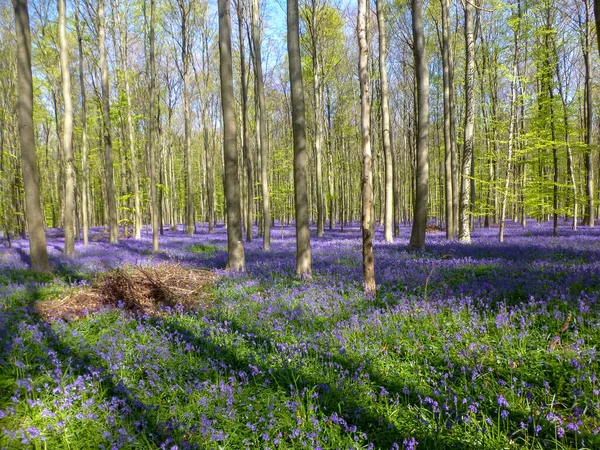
[584,0,595,226]
[13,0,50,271]
[307,1,325,237]
[218,0,245,271]
[148,0,158,251]
[376,0,393,243]
[595,0,600,56]
[288,0,312,277]
[440,0,455,239]
[499,11,519,243]
[99,0,119,243]
[251,0,270,250]
[409,0,429,251]
[237,0,253,242]
[58,0,74,256]
[459,0,475,243]
[358,0,376,295]
[179,3,194,236]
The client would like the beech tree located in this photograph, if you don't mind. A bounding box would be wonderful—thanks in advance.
[288,0,312,278]
[408,0,429,250]
[458,0,475,244]
[358,0,375,295]
[98,0,119,244]
[13,0,49,271]
[218,0,245,271]
[58,0,75,256]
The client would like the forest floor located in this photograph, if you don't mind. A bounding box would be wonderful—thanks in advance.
[1,220,600,449]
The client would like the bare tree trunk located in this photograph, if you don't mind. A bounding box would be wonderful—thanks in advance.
[99,0,119,243]
[376,0,393,243]
[148,0,158,251]
[499,8,519,243]
[459,0,475,243]
[409,0,429,251]
[178,1,194,236]
[358,0,376,295]
[237,0,253,242]
[13,0,50,271]
[218,0,245,271]
[584,0,595,226]
[288,0,312,278]
[306,1,325,237]
[440,0,455,239]
[58,0,75,256]
[251,0,270,250]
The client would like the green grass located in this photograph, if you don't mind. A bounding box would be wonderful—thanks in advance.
[1,268,599,449]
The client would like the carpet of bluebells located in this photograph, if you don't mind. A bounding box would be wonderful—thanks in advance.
[1,220,600,449]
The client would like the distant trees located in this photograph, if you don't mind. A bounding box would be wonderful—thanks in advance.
[98,0,119,244]
[4,0,600,273]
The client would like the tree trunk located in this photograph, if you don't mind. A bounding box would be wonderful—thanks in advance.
[358,0,376,296]
[218,0,245,271]
[180,3,194,236]
[287,0,312,278]
[58,0,75,256]
[376,0,393,243]
[308,1,325,237]
[237,0,253,243]
[148,0,158,251]
[440,0,455,239]
[459,0,475,243]
[409,0,429,251]
[251,0,270,250]
[584,0,595,226]
[99,0,119,243]
[499,8,519,243]
[13,0,50,271]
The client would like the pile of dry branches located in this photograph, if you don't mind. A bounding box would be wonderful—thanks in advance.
[37,263,216,321]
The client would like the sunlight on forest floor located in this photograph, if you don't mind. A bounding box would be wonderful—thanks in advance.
[1,220,600,449]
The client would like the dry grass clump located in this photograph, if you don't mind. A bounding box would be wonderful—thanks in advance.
[37,263,216,322]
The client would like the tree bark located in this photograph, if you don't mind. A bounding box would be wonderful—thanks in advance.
[251,0,270,250]
[376,0,393,243]
[409,0,429,251]
[459,0,475,243]
[287,0,312,278]
[13,0,50,271]
[58,0,75,256]
[440,0,456,239]
[218,0,245,271]
[179,0,194,236]
[499,6,519,243]
[148,0,158,251]
[584,0,595,226]
[75,3,89,246]
[237,0,253,243]
[358,0,376,296]
[99,0,119,243]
